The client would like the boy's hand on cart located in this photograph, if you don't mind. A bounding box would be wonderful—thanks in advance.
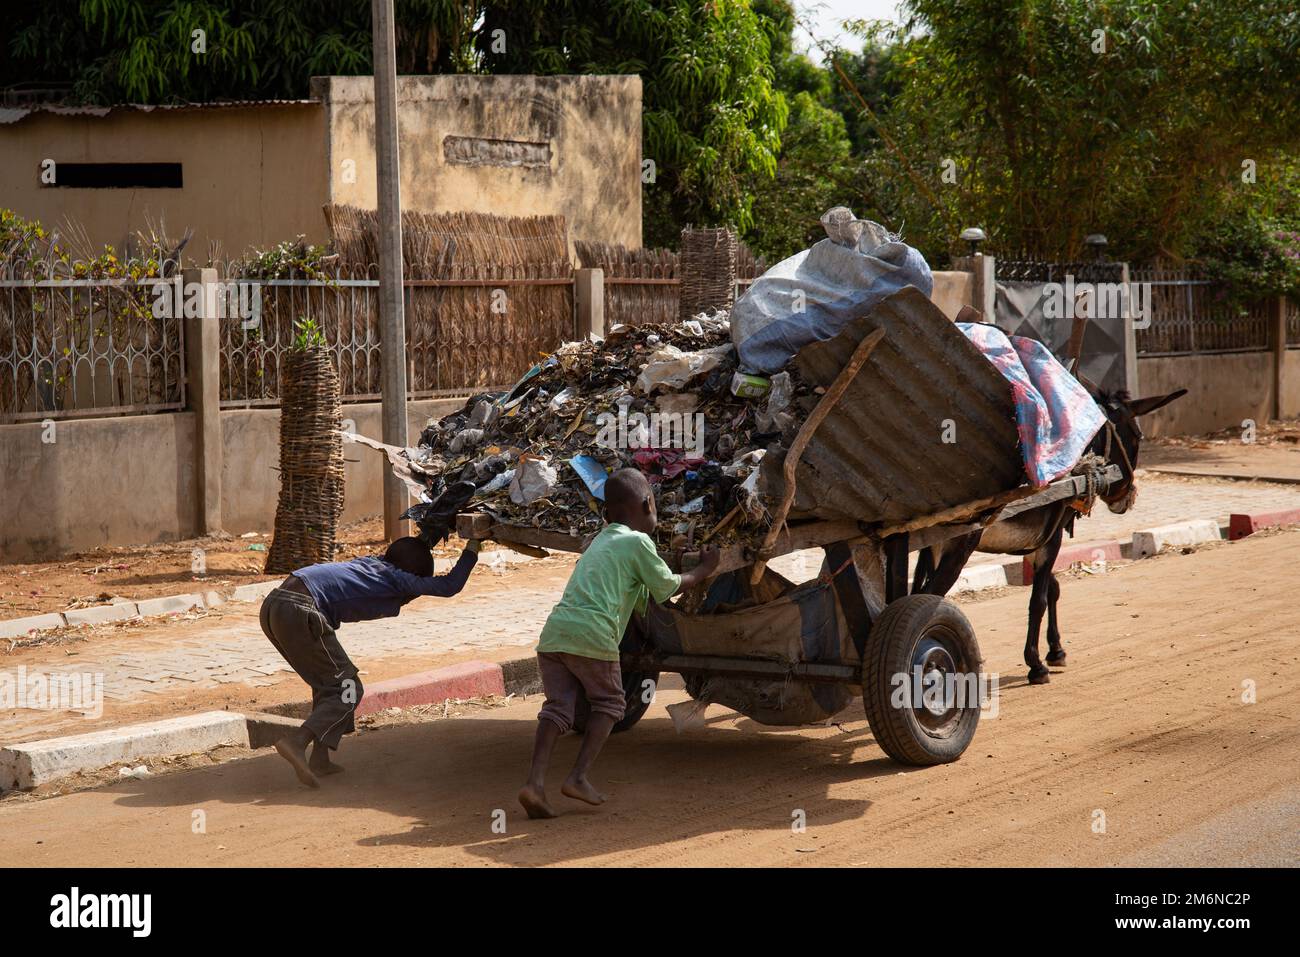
[676,545,721,593]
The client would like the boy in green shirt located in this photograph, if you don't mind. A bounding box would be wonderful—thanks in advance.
[518,468,719,819]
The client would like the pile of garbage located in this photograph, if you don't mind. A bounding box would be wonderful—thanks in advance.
[356,206,947,552]
[399,311,818,551]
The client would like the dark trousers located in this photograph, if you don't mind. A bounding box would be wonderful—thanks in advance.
[259,587,364,750]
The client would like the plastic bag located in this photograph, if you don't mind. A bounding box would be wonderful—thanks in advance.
[509,456,557,505]
[730,208,932,373]
[635,344,732,393]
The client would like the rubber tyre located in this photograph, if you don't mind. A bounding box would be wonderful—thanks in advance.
[862,594,982,765]
[572,669,659,735]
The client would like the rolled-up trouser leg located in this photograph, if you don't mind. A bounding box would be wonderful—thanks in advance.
[260,590,363,750]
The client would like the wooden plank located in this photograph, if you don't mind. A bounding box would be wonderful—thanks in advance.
[996,465,1121,521]
[624,652,860,684]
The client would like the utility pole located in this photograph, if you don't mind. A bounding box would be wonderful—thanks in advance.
[371,0,408,540]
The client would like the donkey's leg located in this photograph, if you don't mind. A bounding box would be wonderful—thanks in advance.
[1045,573,1067,666]
[911,545,935,594]
[1024,531,1064,685]
[923,532,982,596]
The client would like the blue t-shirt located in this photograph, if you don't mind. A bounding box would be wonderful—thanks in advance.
[292,550,477,628]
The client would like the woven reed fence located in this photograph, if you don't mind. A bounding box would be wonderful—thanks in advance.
[326,205,574,391]
[576,236,767,329]
[678,227,737,320]
[265,344,346,572]
[576,240,679,327]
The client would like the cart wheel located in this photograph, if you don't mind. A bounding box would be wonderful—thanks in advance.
[572,669,659,735]
[862,594,982,765]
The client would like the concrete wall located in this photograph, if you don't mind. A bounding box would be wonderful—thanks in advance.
[1137,352,1274,438]
[0,104,330,258]
[0,398,466,562]
[219,397,464,534]
[316,74,642,251]
[1,413,198,562]
[1283,350,1300,419]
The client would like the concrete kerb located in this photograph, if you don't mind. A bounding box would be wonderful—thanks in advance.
[0,711,250,791]
[1130,519,1223,559]
[0,657,542,791]
[0,550,547,642]
[0,580,283,643]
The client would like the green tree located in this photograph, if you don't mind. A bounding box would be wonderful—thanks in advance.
[3,1,788,248]
[742,90,856,262]
[839,0,1300,265]
[3,1,476,103]
[479,0,788,246]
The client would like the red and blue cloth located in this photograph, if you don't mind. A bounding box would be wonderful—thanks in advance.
[958,323,1106,486]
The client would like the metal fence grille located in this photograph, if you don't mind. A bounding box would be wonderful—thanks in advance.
[0,274,184,421]
[1131,264,1272,355]
[216,266,576,407]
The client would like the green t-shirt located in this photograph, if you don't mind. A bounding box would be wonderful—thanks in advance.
[538,523,681,661]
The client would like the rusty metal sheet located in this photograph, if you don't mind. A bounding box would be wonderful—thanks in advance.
[761,286,1024,525]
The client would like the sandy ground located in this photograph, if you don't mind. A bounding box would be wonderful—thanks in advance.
[1,527,1295,867]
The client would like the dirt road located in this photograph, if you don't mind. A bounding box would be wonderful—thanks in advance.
[2,529,1297,867]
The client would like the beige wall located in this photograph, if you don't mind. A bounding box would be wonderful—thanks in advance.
[1282,350,1300,419]
[1,398,465,563]
[1137,352,1274,438]
[1,413,199,562]
[220,398,464,534]
[930,270,974,320]
[316,74,642,251]
[0,105,330,259]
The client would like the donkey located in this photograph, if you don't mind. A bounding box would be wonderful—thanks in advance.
[912,387,1186,684]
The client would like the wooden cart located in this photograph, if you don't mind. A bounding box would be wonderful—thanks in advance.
[457,460,1118,765]
[449,292,1115,765]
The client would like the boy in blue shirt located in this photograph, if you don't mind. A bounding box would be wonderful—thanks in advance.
[260,536,479,787]
[519,469,718,818]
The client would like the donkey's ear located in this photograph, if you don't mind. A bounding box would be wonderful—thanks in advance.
[1128,389,1188,417]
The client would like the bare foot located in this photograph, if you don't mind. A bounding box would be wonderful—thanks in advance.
[275,739,320,788]
[309,745,344,776]
[518,783,558,819]
[561,775,607,806]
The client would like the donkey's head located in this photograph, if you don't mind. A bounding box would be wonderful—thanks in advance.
[1090,388,1188,513]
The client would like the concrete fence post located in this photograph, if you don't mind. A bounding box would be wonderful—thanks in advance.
[1122,262,1140,398]
[971,253,996,320]
[182,267,223,535]
[576,268,604,339]
[1272,294,1287,421]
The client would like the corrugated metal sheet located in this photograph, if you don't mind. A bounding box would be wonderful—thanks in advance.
[0,100,318,125]
[762,286,1024,525]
